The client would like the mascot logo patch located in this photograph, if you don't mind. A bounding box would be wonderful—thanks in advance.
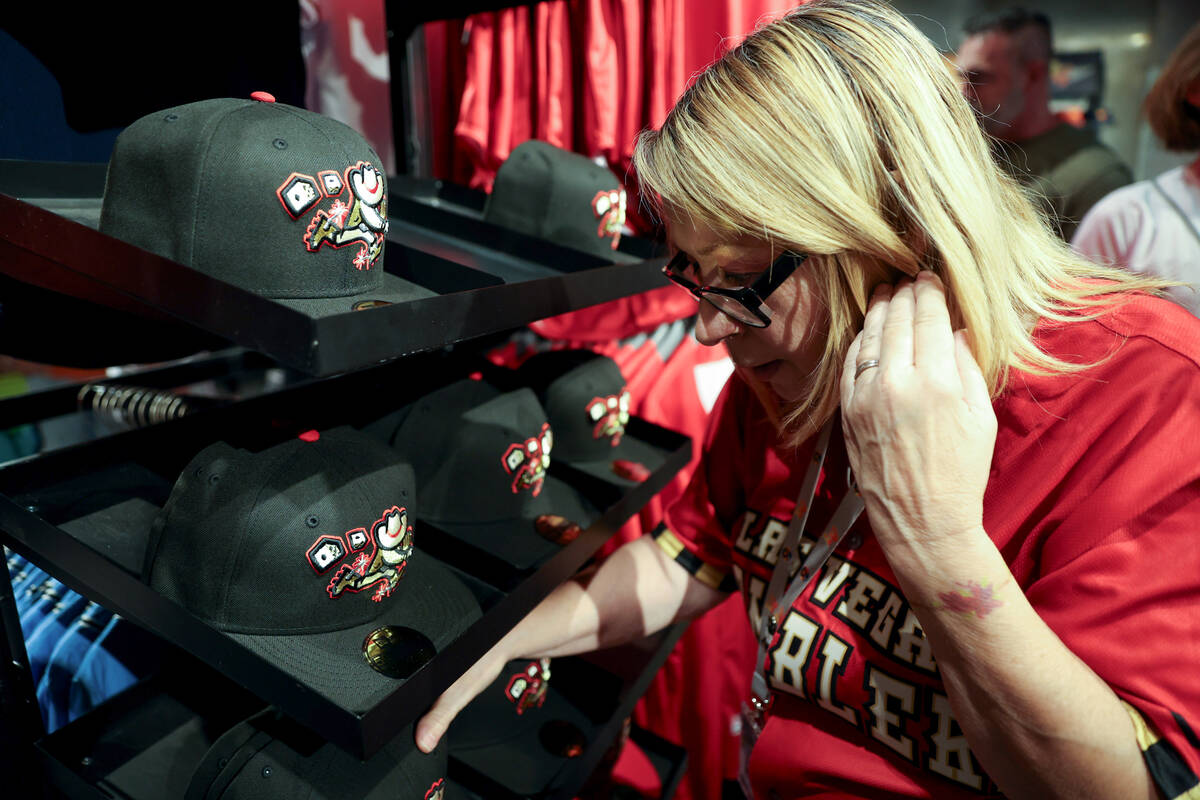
[276,160,388,271]
[502,423,553,496]
[591,187,626,250]
[424,779,446,800]
[505,658,552,714]
[306,506,413,603]
[586,388,631,446]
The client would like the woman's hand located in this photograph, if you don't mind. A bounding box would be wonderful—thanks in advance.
[415,638,509,752]
[839,272,997,564]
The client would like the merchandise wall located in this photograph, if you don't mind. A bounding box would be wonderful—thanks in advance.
[0,10,703,798]
[0,162,692,799]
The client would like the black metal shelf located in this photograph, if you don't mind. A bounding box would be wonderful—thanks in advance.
[0,351,690,762]
[0,164,668,377]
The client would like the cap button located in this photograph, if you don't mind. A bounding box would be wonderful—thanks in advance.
[250,91,276,103]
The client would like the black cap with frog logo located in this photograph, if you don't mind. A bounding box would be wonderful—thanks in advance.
[99,94,435,317]
[144,426,479,714]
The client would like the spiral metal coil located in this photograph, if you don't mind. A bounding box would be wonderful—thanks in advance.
[76,383,192,429]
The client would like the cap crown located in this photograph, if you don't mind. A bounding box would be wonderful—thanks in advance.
[483,140,627,259]
[393,380,557,525]
[100,97,388,300]
[518,351,631,462]
[147,428,415,634]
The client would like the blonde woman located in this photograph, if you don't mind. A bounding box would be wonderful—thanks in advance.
[417,2,1200,797]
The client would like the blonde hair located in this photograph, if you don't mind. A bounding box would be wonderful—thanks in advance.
[633,0,1165,442]
[1144,21,1200,152]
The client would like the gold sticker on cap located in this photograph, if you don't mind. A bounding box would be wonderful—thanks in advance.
[353,299,392,311]
[362,625,435,679]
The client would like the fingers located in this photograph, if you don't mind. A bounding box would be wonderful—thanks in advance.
[415,649,506,752]
[841,331,863,406]
[954,329,992,413]
[415,694,462,753]
[913,271,956,373]
[854,283,892,369]
[879,279,915,373]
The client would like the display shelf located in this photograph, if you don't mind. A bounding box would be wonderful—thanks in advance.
[0,348,690,761]
[0,169,668,377]
[447,626,688,800]
[32,636,683,800]
[0,348,298,433]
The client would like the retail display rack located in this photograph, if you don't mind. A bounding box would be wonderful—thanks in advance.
[0,163,690,797]
[0,3,694,795]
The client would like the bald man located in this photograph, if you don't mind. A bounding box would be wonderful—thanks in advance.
[956,8,1131,240]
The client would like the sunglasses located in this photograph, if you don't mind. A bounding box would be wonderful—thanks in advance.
[662,249,808,328]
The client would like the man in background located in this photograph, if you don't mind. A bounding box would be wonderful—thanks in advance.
[956,8,1131,240]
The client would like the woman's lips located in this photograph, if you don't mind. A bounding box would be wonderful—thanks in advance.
[750,360,782,381]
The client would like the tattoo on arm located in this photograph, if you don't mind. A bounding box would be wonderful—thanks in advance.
[936,580,1003,618]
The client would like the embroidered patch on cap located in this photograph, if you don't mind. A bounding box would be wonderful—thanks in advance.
[502,423,553,496]
[586,388,631,446]
[315,505,413,602]
[505,658,552,715]
[425,778,447,800]
[277,159,388,273]
[591,188,627,249]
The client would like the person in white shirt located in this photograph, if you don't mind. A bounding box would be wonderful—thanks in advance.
[1073,22,1200,316]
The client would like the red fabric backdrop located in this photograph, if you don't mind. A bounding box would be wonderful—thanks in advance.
[424,1,793,228]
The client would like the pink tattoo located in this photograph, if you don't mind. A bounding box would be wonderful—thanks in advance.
[937,581,1002,618]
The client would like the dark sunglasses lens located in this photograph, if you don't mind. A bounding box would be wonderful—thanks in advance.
[703,293,767,327]
[362,625,437,679]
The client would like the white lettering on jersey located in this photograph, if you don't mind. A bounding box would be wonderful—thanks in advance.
[836,570,887,628]
[743,570,766,635]
[734,511,759,553]
[865,665,917,762]
[755,516,789,565]
[811,556,854,605]
[927,692,985,790]
[815,632,858,725]
[769,612,820,697]
[892,607,937,674]
[868,590,906,651]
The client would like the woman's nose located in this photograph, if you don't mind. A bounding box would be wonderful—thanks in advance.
[695,301,741,346]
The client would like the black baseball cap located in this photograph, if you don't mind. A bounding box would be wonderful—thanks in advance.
[99,95,436,317]
[145,427,480,713]
[186,709,448,800]
[515,350,664,488]
[366,379,597,575]
[448,656,594,797]
[483,140,635,261]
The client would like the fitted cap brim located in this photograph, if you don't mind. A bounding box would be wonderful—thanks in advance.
[557,432,667,492]
[187,710,447,800]
[421,474,597,572]
[272,271,438,319]
[449,663,595,796]
[225,553,479,714]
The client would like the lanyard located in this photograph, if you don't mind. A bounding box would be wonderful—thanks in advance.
[739,418,866,797]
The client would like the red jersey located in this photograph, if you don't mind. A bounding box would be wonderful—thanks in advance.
[658,293,1200,799]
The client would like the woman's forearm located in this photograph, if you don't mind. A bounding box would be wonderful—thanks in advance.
[883,529,1156,800]
[416,534,724,751]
